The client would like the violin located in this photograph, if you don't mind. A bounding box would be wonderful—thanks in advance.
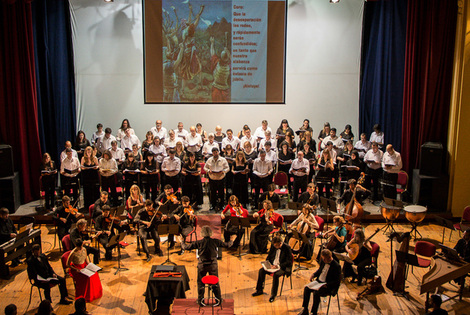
[182,205,196,222]
[234,205,244,217]
[168,193,179,204]
[265,208,275,224]
[64,199,81,220]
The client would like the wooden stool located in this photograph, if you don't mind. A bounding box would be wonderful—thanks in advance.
[199,275,222,314]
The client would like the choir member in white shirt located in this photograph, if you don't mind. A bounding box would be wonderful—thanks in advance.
[363,142,384,201]
[382,144,402,199]
[121,128,141,154]
[254,120,272,143]
[60,148,81,203]
[91,123,104,145]
[186,126,203,159]
[149,137,167,165]
[252,150,274,208]
[259,130,277,152]
[60,141,78,162]
[164,129,178,151]
[263,141,277,168]
[99,150,119,206]
[174,121,189,141]
[222,129,240,152]
[369,124,384,149]
[289,151,310,202]
[96,128,116,155]
[354,133,371,160]
[110,140,125,164]
[204,147,230,211]
[202,133,219,160]
[161,149,182,191]
[321,128,344,154]
[150,120,168,141]
[240,128,257,150]
[116,119,135,142]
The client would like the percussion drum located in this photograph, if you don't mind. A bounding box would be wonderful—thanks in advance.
[380,202,401,234]
[404,205,427,239]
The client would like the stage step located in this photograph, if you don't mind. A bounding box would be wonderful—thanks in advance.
[171,298,234,315]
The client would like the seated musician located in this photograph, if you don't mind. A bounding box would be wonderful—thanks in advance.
[298,249,341,315]
[94,206,128,260]
[286,204,319,260]
[454,228,470,262]
[169,196,196,255]
[426,294,449,315]
[0,208,21,267]
[60,148,81,203]
[161,149,182,192]
[298,183,319,214]
[156,184,181,207]
[260,184,281,207]
[70,219,100,264]
[342,228,372,286]
[221,195,248,249]
[52,196,83,242]
[134,200,166,261]
[250,200,282,254]
[26,244,72,305]
[319,216,347,255]
[252,236,293,303]
[93,191,111,219]
[337,179,370,215]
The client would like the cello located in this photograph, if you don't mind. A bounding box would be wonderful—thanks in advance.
[344,173,365,223]
[386,232,411,293]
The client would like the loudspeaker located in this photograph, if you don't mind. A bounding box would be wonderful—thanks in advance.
[419,142,444,177]
[412,169,448,212]
[0,144,14,178]
[0,172,21,213]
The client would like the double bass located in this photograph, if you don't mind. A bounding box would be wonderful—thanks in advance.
[386,232,411,292]
[344,173,365,222]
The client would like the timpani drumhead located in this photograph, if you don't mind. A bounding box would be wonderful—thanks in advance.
[404,205,427,213]
[404,205,427,223]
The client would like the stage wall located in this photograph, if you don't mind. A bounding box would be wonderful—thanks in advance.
[71,0,363,140]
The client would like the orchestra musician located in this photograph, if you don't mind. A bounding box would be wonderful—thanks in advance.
[337,179,370,211]
[94,205,128,260]
[426,294,449,315]
[0,208,20,267]
[298,249,341,315]
[204,147,230,212]
[169,196,196,255]
[40,153,57,211]
[342,228,372,286]
[250,200,282,254]
[157,184,181,207]
[70,219,100,265]
[290,151,310,202]
[319,216,347,255]
[181,226,233,307]
[60,148,81,203]
[260,183,281,206]
[221,195,248,249]
[52,196,83,242]
[134,200,166,261]
[92,191,111,219]
[298,183,319,214]
[286,204,319,260]
[252,236,293,303]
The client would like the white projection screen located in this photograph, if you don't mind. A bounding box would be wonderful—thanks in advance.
[143,0,287,104]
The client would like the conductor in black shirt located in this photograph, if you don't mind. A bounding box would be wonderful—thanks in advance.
[26,244,72,305]
[181,225,233,307]
[252,236,293,303]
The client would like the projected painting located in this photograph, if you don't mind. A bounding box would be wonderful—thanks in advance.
[143,0,287,104]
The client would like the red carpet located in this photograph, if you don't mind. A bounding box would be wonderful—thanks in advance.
[196,214,222,239]
[171,298,234,315]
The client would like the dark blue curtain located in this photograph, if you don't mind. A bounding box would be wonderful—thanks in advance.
[32,0,76,163]
[359,0,407,151]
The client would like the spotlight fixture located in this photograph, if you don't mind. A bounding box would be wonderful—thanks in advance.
[104,0,113,2]
[330,0,340,3]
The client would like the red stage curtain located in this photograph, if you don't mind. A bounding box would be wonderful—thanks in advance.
[0,0,42,202]
[401,0,457,173]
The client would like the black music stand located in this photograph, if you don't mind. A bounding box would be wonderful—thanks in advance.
[110,205,126,216]
[159,203,179,216]
[291,230,309,272]
[108,232,128,275]
[230,216,251,260]
[158,224,179,266]
[434,216,455,245]
[393,250,420,300]
[130,206,143,255]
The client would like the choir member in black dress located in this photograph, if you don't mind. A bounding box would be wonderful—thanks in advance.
[181,152,204,207]
[122,152,140,200]
[298,119,313,134]
[276,119,294,149]
[284,131,297,153]
[74,130,91,161]
[278,141,295,194]
[141,152,159,203]
[131,144,142,162]
[340,124,354,142]
[175,141,186,163]
[135,200,166,261]
[141,131,154,160]
[315,149,335,199]
[301,142,316,183]
[40,153,57,210]
[232,150,249,208]
[81,147,100,211]
[249,200,282,254]
[221,195,249,249]
[223,144,236,195]
[317,122,331,144]
[297,130,316,154]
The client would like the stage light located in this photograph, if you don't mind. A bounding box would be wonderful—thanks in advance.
[330,0,340,3]
[104,0,113,3]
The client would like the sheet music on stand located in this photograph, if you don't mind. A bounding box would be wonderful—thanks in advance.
[110,205,126,217]
[130,205,143,218]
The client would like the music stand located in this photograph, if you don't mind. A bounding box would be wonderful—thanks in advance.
[159,203,179,216]
[110,205,126,216]
[291,230,309,272]
[130,206,143,255]
[158,224,180,265]
[434,216,455,245]
[230,216,251,260]
[108,232,128,275]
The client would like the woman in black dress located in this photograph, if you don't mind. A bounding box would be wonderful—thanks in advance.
[316,149,335,198]
[181,152,203,207]
[223,144,236,195]
[277,141,295,194]
[232,150,249,208]
[301,142,316,183]
[40,153,57,210]
[297,130,317,153]
[175,141,186,163]
[141,131,154,160]
[276,119,294,149]
[75,131,91,161]
[122,153,140,200]
[318,122,331,144]
[340,124,355,142]
[141,152,159,203]
[80,146,100,210]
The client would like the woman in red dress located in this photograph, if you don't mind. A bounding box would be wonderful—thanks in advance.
[66,238,103,302]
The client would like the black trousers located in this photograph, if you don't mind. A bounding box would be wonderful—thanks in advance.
[293,175,308,202]
[84,245,100,264]
[41,177,56,209]
[61,176,79,203]
[253,175,270,207]
[249,223,274,254]
[382,171,398,199]
[256,268,285,297]
[138,227,160,257]
[209,178,225,209]
[224,221,244,247]
[302,285,330,314]
[97,233,116,259]
[165,174,180,192]
[37,275,68,301]
[366,167,382,201]
[197,262,221,301]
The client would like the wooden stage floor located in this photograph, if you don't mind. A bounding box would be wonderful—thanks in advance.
[1,221,470,315]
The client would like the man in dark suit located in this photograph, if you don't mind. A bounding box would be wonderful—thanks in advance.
[298,249,341,315]
[26,244,71,304]
[252,236,293,303]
